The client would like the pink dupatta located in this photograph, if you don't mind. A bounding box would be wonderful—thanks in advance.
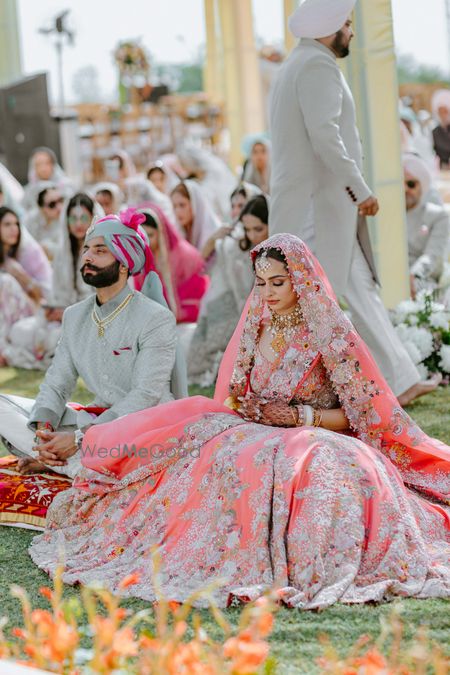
[134,202,209,322]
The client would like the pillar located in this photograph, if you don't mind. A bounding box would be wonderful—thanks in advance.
[0,0,22,86]
[217,0,265,170]
[283,0,298,55]
[343,0,409,306]
[203,0,223,103]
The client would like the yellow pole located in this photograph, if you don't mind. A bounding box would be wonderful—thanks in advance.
[0,0,22,86]
[283,0,298,54]
[344,0,409,306]
[203,0,223,103]
[217,0,264,170]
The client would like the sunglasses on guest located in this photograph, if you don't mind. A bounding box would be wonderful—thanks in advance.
[405,179,419,189]
[44,197,64,209]
[68,213,91,225]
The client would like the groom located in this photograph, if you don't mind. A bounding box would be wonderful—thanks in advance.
[0,211,178,478]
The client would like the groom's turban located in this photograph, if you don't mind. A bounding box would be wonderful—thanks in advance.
[85,208,152,276]
[289,0,357,39]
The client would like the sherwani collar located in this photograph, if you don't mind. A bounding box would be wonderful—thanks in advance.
[300,38,337,60]
[95,285,134,319]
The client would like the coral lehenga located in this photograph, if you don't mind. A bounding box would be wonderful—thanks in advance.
[30,235,450,609]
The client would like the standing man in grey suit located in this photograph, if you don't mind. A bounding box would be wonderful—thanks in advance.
[269,0,440,405]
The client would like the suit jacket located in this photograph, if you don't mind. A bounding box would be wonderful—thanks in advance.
[269,38,377,294]
[29,286,176,431]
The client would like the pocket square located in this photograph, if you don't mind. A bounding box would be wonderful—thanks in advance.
[113,346,132,356]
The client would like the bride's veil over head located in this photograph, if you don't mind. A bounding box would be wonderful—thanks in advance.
[215,233,449,503]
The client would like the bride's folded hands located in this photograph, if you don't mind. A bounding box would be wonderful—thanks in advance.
[237,394,350,431]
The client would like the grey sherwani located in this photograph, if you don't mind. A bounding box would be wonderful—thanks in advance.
[269,38,420,395]
[0,286,176,477]
[269,38,376,294]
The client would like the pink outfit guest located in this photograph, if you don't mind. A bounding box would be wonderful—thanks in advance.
[30,235,449,609]
[136,202,209,323]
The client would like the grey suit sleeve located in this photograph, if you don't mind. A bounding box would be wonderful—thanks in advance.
[92,309,177,425]
[411,210,450,280]
[296,57,372,204]
[28,311,79,430]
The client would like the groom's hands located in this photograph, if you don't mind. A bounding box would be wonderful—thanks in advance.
[33,430,77,467]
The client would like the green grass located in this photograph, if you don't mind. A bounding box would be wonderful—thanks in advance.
[0,369,449,673]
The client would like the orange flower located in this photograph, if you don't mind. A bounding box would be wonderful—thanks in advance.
[354,647,388,674]
[39,587,53,601]
[112,626,139,657]
[254,612,273,638]
[119,572,141,589]
[12,626,26,639]
[223,635,269,673]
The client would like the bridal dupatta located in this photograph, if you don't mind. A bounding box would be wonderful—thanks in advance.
[215,234,449,504]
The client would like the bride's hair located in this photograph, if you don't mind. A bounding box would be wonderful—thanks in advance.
[252,246,287,270]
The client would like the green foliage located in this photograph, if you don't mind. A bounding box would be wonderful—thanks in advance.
[397,53,450,85]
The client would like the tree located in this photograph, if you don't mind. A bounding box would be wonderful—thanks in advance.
[397,54,450,85]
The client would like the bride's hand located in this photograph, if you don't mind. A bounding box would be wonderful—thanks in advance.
[236,394,267,422]
[259,401,295,427]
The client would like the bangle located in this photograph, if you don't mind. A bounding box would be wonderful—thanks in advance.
[303,405,314,426]
[290,407,299,426]
[313,409,323,427]
[296,405,305,426]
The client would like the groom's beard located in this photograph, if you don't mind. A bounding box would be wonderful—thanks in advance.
[81,260,121,288]
[332,30,351,58]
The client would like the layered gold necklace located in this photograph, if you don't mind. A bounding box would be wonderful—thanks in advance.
[269,305,302,353]
[91,293,133,338]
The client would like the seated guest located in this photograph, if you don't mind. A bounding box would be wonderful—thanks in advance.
[0,207,52,366]
[432,89,450,169]
[403,154,449,298]
[108,150,175,221]
[0,161,25,214]
[23,184,65,261]
[5,194,102,370]
[147,159,183,196]
[230,182,263,221]
[177,145,236,219]
[52,193,100,308]
[22,147,74,211]
[94,182,124,216]
[0,209,177,478]
[171,180,220,254]
[136,202,209,323]
[242,135,271,194]
[188,195,269,386]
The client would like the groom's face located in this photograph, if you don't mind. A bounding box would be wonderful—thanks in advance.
[332,19,354,58]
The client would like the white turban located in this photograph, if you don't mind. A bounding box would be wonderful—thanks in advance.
[431,89,450,117]
[289,0,357,39]
[403,153,432,197]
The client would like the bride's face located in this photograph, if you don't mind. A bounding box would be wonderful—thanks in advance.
[255,257,298,315]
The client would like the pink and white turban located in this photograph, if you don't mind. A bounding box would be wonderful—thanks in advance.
[85,207,154,276]
[289,0,357,39]
[403,153,432,197]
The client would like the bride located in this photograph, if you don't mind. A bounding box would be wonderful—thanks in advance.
[30,234,449,609]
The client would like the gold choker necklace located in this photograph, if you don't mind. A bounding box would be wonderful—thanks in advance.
[92,293,133,337]
[269,305,302,353]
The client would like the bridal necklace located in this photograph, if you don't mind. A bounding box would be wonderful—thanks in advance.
[269,305,302,354]
[92,293,133,337]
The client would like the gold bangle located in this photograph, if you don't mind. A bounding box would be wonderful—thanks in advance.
[313,409,323,427]
[290,407,299,427]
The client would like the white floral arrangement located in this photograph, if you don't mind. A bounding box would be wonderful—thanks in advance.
[391,291,450,381]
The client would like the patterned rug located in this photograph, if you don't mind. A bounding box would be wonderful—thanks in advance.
[0,456,72,530]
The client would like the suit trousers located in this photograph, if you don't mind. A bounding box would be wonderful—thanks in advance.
[344,243,420,396]
[0,394,81,479]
